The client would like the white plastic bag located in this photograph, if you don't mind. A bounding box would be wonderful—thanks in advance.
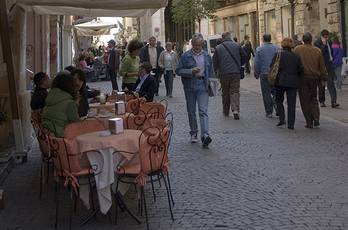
[342,58,348,76]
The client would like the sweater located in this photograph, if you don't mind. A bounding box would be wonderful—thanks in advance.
[119,54,140,84]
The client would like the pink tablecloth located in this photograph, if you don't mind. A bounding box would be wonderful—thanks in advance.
[72,130,142,214]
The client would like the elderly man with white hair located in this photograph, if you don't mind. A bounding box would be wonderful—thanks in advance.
[175,33,215,148]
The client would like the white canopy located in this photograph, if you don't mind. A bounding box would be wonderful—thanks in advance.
[18,0,168,17]
[74,21,118,36]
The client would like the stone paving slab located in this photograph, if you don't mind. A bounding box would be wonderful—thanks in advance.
[0,73,348,229]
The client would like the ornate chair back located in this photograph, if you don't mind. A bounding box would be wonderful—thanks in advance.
[64,119,105,142]
[125,97,146,113]
[139,125,170,175]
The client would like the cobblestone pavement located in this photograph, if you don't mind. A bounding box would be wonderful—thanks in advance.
[1,73,348,230]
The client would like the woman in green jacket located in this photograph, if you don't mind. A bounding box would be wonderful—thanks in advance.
[42,72,81,138]
[119,39,143,91]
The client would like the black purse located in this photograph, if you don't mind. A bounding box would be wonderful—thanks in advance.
[221,43,245,79]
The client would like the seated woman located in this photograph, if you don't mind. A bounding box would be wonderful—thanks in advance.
[70,68,100,117]
[78,54,96,82]
[42,72,81,137]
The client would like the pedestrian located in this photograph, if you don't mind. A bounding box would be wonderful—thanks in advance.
[294,32,328,128]
[158,42,179,98]
[243,40,254,74]
[314,29,339,108]
[78,54,96,82]
[240,35,249,47]
[107,39,120,91]
[332,36,344,91]
[271,37,304,129]
[139,36,164,96]
[254,33,280,118]
[183,40,192,52]
[293,34,303,47]
[119,39,143,91]
[213,31,248,119]
[175,32,215,147]
[233,37,238,43]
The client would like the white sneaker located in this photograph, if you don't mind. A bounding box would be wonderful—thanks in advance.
[190,134,198,143]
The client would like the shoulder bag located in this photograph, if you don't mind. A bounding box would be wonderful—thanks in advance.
[268,50,281,85]
[221,43,245,79]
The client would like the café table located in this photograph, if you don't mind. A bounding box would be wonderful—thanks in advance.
[72,129,142,215]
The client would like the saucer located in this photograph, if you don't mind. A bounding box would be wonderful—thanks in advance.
[97,113,113,118]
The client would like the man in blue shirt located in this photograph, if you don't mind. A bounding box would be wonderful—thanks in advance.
[254,33,280,118]
[176,33,215,147]
[135,62,157,102]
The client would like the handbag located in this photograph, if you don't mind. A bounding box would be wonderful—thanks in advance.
[221,43,245,79]
[268,50,281,85]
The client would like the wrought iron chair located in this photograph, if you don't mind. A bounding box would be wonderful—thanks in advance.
[64,119,105,143]
[106,94,116,102]
[49,135,98,230]
[114,124,174,229]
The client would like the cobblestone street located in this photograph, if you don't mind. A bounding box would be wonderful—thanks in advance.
[1,74,348,230]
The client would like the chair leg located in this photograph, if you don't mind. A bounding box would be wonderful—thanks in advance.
[141,186,149,230]
[150,176,156,202]
[162,173,174,221]
[88,178,96,219]
[166,171,175,205]
[46,158,50,183]
[55,182,60,229]
[39,161,43,199]
[114,177,120,225]
[69,184,73,230]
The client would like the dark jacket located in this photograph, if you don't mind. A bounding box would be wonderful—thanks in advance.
[213,38,248,75]
[314,39,333,69]
[108,47,120,72]
[243,44,254,60]
[270,48,304,88]
[135,75,158,102]
[139,45,164,70]
[31,87,48,110]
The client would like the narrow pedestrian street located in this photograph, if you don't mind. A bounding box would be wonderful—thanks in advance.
[1,73,348,229]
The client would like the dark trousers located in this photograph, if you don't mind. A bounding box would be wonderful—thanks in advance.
[318,61,337,103]
[152,69,160,94]
[299,76,320,126]
[122,83,136,91]
[220,73,240,114]
[109,69,118,91]
[275,86,297,128]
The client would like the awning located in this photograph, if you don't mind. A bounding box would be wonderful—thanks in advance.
[17,0,168,17]
[74,21,118,36]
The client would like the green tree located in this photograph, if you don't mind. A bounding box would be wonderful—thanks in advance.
[172,0,218,32]
[260,0,318,40]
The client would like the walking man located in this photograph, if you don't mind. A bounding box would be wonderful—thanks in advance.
[213,31,247,119]
[295,32,328,128]
[176,33,215,147]
[254,33,280,118]
[139,36,164,96]
[314,29,339,108]
[107,39,120,91]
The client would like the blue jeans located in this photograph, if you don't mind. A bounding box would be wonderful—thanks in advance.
[260,74,276,114]
[164,70,174,95]
[335,66,342,90]
[184,79,210,139]
[84,68,95,81]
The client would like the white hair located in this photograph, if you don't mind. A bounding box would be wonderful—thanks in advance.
[191,33,203,44]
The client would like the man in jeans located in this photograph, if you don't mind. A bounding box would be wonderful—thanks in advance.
[176,33,215,147]
[254,33,280,118]
[213,31,247,119]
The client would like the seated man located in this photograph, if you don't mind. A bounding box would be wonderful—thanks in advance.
[135,62,157,102]
[30,72,51,110]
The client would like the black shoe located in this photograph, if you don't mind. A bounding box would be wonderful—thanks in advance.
[320,102,326,107]
[331,103,340,108]
[155,93,159,96]
[202,136,212,148]
[314,120,320,127]
[276,121,286,126]
[288,125,294,130]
